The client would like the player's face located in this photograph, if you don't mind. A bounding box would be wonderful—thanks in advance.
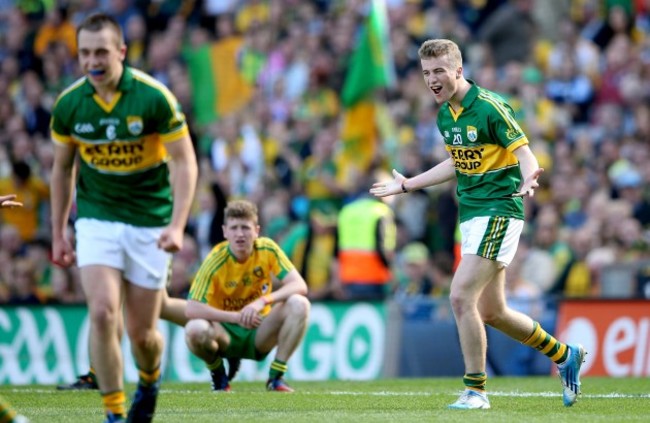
[77,27,126,90]
[420,55,461,104]
[223,217,260,260]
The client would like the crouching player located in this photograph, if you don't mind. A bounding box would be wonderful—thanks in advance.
[185,200,310,392]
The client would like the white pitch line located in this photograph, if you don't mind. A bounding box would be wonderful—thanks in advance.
[326,391,650,399]
[5,388,650,399]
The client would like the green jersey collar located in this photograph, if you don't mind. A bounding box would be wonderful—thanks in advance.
[459,79,480,109]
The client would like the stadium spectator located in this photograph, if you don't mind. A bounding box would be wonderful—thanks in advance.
[476,0,537,69]
[281,204,342,301]
[33,6,77,58]
[0,161,49,242]
[336,171,396,301]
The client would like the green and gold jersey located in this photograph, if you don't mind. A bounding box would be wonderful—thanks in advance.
[188,237,295,316]
[438,81,528,222]
[50,66,190,227]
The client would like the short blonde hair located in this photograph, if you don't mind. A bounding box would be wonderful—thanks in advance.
[418,39,463,68]
[225,200,258,224]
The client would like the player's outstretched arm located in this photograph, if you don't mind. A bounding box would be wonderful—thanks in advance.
[370,169,407,197]
[0,194,22,208]
[370,158,456,197]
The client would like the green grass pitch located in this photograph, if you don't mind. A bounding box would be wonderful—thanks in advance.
[2,377,649,422]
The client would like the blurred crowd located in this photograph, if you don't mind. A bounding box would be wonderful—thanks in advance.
[1,0,650,306]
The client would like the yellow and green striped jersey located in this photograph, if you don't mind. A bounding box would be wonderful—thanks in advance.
[438,81,528,222]
[50,66,190,226]
[189,237,295,315]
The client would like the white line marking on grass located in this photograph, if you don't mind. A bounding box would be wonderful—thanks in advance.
[329,391,650,399]
[7,389,650,400]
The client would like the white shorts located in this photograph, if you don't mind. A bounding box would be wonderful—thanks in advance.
[75,218,171,290]
[459,216,524,267]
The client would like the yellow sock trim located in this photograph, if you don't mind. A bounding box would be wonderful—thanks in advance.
[270,361,288,373]
[138,367,161,385]
[0,399,18,423]
[207,357,223,371]
[102,390,126,417]
[523,322,568,364]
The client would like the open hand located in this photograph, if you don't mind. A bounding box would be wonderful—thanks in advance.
[512,168,544,197]
[369,169,407,197]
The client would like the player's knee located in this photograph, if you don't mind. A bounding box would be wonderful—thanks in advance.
[128,327,162,352]
[448,292,467,314]
[184,319,213,347]
[284,294,310,320]
[480,306,506,327]
[88,303,120,333]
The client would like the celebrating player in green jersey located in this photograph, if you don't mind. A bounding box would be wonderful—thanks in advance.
[49,13,198,423]
[370,39,585,410]
[185,200,310,393]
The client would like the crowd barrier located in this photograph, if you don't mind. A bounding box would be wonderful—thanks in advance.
[2,296,648,385]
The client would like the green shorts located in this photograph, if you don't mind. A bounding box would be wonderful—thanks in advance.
[221,322,269,361]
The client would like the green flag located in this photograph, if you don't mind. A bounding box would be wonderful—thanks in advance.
[341,0,395,107]
[184,38,254,126]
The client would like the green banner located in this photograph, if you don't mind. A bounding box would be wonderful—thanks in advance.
[0,303,386,385]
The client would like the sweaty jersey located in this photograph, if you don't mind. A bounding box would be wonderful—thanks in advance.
[188,237,295,316]
[50,66,190,227]
[438,81,528,222]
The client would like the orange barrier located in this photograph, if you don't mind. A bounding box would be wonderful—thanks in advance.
[556,300,650,377]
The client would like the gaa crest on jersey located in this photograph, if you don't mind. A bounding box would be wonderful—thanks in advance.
[467,126,478,142]
[127,116,144,136]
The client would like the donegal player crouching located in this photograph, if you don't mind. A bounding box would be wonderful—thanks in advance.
[184,200,310,392]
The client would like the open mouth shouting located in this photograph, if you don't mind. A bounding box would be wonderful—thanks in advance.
[88,69,106,79]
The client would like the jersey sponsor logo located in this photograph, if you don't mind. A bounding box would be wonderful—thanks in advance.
[82,139,148,170]
[127,116,144,136]
[74,123,95,133]
[447,144,518,175]
[222,294,263,311]
[467,126,477,142]
[449,147,484,171]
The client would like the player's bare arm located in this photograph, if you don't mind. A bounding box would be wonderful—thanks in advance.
[0,194,22,208]
[370,158,456,197]
[158,135,198,253]
[50,142,78,267]
[185,299,240,324]
[512,145,544,197]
